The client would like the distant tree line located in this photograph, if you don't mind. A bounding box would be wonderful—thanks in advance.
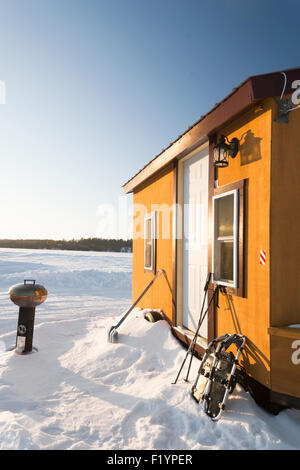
[0,238,132,253]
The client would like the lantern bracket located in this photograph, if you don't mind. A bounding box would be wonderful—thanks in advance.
[274,97,293,124]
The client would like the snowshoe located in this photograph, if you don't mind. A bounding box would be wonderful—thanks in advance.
[192,334,245,421]
[203,350,236,419]
[191,334,230,404]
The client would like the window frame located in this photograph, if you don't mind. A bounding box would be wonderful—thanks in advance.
[212,179,246,297]
[144,211,156,273]
[212,188,239,288]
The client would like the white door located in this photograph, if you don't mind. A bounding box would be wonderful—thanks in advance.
[182,148,209,337]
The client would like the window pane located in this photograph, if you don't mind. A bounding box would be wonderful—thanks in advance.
[145,218,152,268]
[220,241,234,281]
[146,218,152,242]
[216,194,234,238]
[145,242,152,268]
[212,187,240,289]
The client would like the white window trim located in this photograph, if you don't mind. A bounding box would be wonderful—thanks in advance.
[144,211,156,271]
[212,189,239,288]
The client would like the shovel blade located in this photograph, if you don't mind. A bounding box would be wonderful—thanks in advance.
[108,326,119,343]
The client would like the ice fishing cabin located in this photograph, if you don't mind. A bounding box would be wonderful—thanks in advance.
[122,67,300,412]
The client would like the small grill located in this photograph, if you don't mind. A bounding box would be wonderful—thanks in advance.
[9,280,48,354]
[9,279,47,308]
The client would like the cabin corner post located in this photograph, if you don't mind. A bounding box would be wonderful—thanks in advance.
[172,160,178,326]
[207,136,217,342]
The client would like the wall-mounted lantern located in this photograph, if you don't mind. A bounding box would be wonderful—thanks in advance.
[213,135,240,168]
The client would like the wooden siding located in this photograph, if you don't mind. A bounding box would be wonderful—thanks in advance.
[215,100,273,387]
[270,98,300,328]
[269,96,300,397]
[132,163,175,322]
[269,328,300,398]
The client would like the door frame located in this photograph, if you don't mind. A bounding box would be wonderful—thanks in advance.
[175,141,210,332]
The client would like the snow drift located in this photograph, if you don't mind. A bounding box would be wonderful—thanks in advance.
[0,248,299,450]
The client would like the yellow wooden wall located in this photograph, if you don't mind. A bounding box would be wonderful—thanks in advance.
[130,96,299,394]
[268,97,300,397]
[215,100,273,387]
[132,163,175,322]
[270,97,300,327]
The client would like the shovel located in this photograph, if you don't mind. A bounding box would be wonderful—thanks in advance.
[108,269,165,343]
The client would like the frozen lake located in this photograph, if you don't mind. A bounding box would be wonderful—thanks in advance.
[0,248,299,450]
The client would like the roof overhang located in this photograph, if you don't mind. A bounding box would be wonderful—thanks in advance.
[123,67,300,194]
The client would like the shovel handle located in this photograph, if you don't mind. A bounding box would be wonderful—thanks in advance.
[115,270,164,329]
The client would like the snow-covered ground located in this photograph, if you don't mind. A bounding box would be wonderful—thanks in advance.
[0,248,299,450]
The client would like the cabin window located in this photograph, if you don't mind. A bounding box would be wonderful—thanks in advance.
[212,189,239,288]
[144,212,156,272]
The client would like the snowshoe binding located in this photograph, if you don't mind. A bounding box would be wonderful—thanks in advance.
[191,352,214,403]
[192,333,245,421]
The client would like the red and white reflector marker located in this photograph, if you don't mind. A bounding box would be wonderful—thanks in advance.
[260,250,266,265]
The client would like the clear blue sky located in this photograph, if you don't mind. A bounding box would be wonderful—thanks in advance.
[0,0,299,240]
